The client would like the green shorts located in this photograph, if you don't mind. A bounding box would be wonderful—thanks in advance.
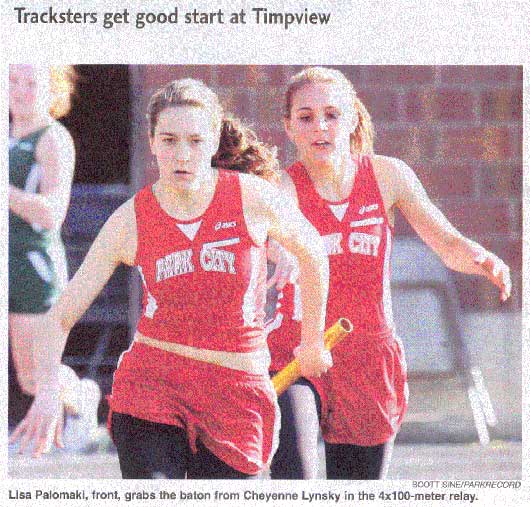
[9,247,59,314]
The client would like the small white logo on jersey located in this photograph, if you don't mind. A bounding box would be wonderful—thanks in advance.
[215,221,237,231]
[359,203,379,215]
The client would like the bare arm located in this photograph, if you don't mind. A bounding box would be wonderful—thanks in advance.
[10,198,137,455]
[9,123,75,230]
[36,199,136,384]
[266,171,300,289]
[241,174,331,376]
[375,155,511,301]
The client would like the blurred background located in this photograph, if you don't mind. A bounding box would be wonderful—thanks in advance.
[8,65,522,478]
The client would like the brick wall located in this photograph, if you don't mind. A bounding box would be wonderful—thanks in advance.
[132,65,522,312]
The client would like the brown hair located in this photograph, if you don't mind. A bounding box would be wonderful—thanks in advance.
[147,79,279,183]
[49,66,77,118]
[285,67,374,155]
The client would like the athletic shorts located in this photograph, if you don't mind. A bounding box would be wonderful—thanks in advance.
[9,247,59,314]
[320,330,409,446]
[108,342,281,475]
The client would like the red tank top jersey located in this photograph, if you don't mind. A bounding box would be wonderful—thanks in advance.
[268,156,394,368]
[135,169,267,353]
[267,156,408,445]
[108,170,279,474]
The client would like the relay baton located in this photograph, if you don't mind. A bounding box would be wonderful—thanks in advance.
[272,318,353,396]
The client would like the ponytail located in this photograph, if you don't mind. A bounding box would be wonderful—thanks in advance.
[352,97,374,155]
[212,117,280,184]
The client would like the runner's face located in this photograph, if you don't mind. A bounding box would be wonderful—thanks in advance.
[150,106,219,190]
[9,65,49,120]
[285,82,357,168]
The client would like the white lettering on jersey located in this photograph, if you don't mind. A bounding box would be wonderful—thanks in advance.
[322,233,344,255]
[359,203,379,215]
[156,249,194,281]
[200,237,239,274]
[350,217,384,228]
[348,232,381,257]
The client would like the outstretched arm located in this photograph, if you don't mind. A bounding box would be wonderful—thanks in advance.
[241,174,332,377]
[377,156,511,302]
[9,199,137,456]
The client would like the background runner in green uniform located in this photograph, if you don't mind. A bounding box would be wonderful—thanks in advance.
[9,65,100,452]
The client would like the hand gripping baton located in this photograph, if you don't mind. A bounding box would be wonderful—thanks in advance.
[271,318,353,396]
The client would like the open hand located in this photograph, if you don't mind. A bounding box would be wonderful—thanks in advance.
[474,249,512,302]
[9,384,64,458]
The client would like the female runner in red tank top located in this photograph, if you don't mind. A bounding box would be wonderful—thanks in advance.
[9,78,333,479]
[266,67,512,480]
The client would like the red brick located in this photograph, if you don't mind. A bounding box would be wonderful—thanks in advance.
[436,89,475,120]
[258,127,289,164]
[436,198,511,236]
[440,66,513,84]
[480,88,523,121]
[512,127,523,158]
[216,87,254,120]
[142,65,214,91]
[358,88,400,122]
[375,126,437,165]
[254,85,287,128]
[405,88,436,121]
[216,65,285,87]
[405,88,474,121]
[262,65,286,87]
[479,163,522,198]
[281,65,360,85]
[515,200,523,232]
[416,163,475,198]
[362,66,435,85]
[438,127,512,161]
